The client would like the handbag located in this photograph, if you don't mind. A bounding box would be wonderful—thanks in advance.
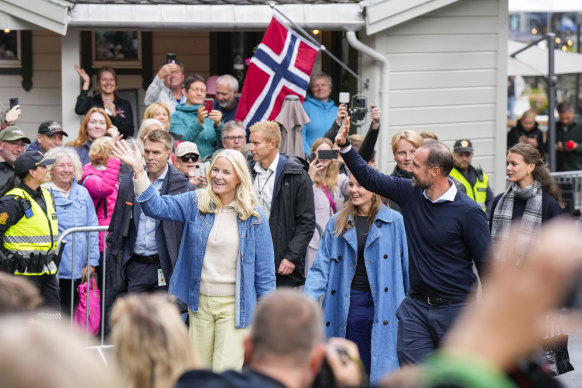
[74,275,101,335]
[543,316,574,376]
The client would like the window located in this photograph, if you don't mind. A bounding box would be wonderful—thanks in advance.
[92,31,141,69]
[0,30,20,68]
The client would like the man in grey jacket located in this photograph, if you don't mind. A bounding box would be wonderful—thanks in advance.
[144,60,185,113]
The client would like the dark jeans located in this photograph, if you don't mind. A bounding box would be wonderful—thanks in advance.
[346,289,374,375]
[24,273,61,313]
[395,295,465,366]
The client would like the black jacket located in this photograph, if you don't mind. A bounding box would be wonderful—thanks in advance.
[507,120,545,156]
[251,154,315,287]
[0,162,16,197]
[75,90,135,139]
[175,368,287,388]
[104,164,193,311]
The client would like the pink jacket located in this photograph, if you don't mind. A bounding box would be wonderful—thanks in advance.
[81,158,121,252]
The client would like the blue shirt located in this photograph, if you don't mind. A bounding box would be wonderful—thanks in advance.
[133,165,168,255]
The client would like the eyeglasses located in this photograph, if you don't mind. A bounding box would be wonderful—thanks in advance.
[223,136,245,142]
[179,154,199,163]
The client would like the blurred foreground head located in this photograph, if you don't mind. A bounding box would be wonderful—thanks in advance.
[0,316,121,388]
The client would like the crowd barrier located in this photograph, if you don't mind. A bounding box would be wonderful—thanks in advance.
[55,225,112,364]
[550,170,582,216]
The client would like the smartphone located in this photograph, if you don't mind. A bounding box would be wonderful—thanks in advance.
[339,92,350,104]
[353,95,367,122]
[318,150,338,160]
[166,53,176,64]
[307,152,317,163]
[203,98,214,113]
[9,97,18,110]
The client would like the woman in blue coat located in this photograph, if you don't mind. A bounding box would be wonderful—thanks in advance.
[112,143,276,372]
[42,147,100,316]
[305,173,409,384]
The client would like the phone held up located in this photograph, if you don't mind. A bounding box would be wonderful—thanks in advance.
[203,98,214,113]
[308,150,339,164]
[9,97,19,110]
[166,53,176,64]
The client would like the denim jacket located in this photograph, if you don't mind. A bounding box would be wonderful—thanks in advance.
[137,185,276,328]
[305,205,409,383]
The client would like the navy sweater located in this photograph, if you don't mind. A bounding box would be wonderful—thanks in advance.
[342,147,491,301]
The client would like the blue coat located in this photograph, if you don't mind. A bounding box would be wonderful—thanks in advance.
[305,205,409,383]
[137,186,276,328]
[302,95,338,153]
[170,103,224,158]
[52,180,100,279]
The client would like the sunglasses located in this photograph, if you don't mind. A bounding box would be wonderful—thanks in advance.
[179,154,199,163]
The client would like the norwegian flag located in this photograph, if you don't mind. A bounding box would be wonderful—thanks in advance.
[235,15,319,128]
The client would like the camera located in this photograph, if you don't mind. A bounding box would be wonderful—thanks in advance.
[339,92,350,104]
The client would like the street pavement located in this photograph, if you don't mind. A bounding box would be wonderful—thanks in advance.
[558,328,582,387]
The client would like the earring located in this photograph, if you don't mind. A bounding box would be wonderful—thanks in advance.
[527,170,531,176]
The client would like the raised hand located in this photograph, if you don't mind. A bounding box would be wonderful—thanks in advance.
[5,104,21,123]
[112,140,143,173]
[335,115,350,148]
[74,65,91,90]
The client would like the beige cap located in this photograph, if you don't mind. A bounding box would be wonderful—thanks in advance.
[175,141,200,157]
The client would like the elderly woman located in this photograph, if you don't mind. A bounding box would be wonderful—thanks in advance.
[80,137,121,255]
[170,74,223,158]
[42,147,99,316]
[67,107,119,165]
[137,118,165,148]
[112,141,275,372]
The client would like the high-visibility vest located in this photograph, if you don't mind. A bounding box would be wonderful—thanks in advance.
[449,168,489,212]
[3,187,58,275]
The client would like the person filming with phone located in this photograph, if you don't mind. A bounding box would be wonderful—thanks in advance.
[144,54,186,113]
[170,74,223,159]
[305,138,349,273]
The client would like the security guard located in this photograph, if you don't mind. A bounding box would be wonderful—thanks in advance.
[449,139,494,214]
[0,151,60,311]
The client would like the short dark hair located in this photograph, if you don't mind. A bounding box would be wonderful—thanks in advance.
[183,73,206,91]
[144,129,173,151]
[557,101,574,114]
[420,141,454,177]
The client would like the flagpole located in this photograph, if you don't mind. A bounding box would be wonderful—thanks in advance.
[269,3,368,89]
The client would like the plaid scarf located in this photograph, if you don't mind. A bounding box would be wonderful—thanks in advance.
[491,181,543,262]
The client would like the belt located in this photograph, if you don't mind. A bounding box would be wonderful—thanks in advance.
[132,254,160,265]
[408,293,463,306]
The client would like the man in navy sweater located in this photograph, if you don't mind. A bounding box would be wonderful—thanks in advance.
[335,117,491,365]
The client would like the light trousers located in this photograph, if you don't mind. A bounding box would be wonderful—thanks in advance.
[188,294,249,372]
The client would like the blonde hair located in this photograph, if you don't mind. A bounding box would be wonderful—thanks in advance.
[310,138,339,192]
[419,131,438,141]
[44,147,83,183]
[249,121,281,146]
[143,103,171,131]
[110,294,199,388]
[521,109,537,121]
[197,149,259,221]
[88,136,114,166]
[67,107,112,149]
[391,130,423,153]
[335,174,383,236]
[349,134,364,151]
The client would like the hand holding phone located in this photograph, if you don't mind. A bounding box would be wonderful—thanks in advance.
[9,98,19,110]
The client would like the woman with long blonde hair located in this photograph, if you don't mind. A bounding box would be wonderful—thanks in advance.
[305,173,409,384]
[110,293,199,388]
[306,137,348,273]
[111,143,276,372]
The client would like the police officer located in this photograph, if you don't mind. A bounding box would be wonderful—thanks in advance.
[0,151,60,311]
[449,139,494,214]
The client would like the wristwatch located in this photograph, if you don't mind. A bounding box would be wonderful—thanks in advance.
[337,137,351,149]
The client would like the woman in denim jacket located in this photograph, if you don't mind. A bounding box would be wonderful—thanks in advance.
[112,144,276,372]
[305,173,409,384]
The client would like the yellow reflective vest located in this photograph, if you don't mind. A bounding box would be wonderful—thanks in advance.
[3,187,58,275]
[449,168,489,212]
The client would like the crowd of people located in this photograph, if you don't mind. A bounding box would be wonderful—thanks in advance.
[0,63,580,388]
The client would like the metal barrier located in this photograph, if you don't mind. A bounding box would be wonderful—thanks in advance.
[550,170,582,214]
[55,225,110,364]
